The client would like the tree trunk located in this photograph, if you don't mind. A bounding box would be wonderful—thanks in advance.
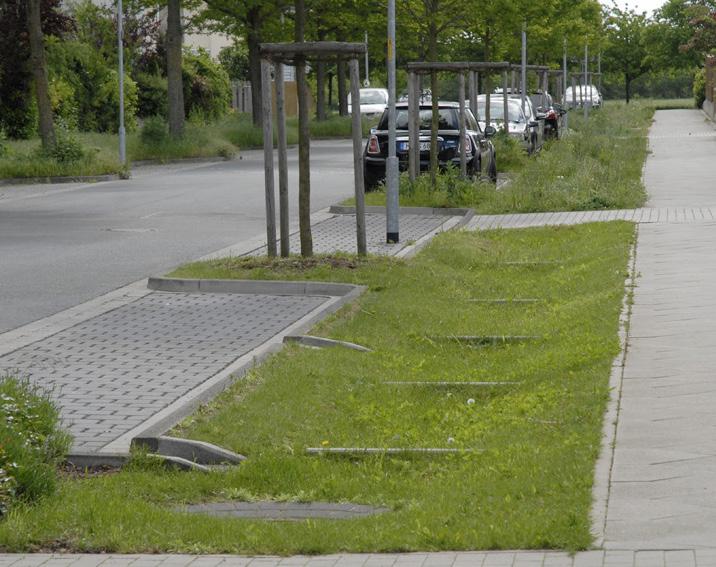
[247,8,262,127]
[625,74,632,104]
[337,59,348,116]
[328,70,334,107]
[295,0,313,256]
[166,0,184,138]
[428,11,439,187]
[316,62,326,120]
[27,0,54,151]
[315,30,326,121]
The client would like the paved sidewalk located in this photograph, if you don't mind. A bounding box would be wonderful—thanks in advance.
[0,550,714,567]
[603,109,716,549]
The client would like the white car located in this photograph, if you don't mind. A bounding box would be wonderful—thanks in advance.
[348,88,389,119]
[565,85,601,108]
[471,96,532,150]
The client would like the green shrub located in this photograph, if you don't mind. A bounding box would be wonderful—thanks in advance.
[0,377,71,515]
[135,72,168,119]
[0,130,8,158]
[46,37,138,133]
[43,121,85,164]
[182,49,231,122]
[140,115,169,146]
[693,68,706,109]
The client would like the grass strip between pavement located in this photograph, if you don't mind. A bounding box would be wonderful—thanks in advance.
[0,222,634,553]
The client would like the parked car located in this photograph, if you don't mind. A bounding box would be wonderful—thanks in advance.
[564,85,602,109]
[472,95,533,150]
[493,89,545,153]
[530,90,566,139]
[363,101,497,191]
[347,88,389,119]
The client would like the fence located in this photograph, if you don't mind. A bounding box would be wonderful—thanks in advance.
[231,81,252,117]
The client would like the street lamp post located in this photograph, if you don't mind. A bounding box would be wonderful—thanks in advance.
[563,38,568,132]
[386,0,399,243]
[117,0,126,168]
[521,21,527,114]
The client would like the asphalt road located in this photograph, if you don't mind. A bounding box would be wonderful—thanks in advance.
[0,140,355,334]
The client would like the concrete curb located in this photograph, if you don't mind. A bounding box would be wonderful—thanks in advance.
[131,436,245,465]
[0,173,121,186]
[284,335,372,352]
[131,156,234,168]
[329,205,473,217]
[590,228,638,547]
[148,277,359,297]
[98,283,367,455]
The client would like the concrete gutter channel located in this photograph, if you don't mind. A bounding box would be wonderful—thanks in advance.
[53,206,473,468]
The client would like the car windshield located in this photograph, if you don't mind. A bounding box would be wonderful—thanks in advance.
[379,108,460,130]
[359,90,387,104]
[477,101,524,122]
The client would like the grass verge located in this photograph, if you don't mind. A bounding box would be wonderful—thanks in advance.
[0,222,634,553]
[356,99,652,212]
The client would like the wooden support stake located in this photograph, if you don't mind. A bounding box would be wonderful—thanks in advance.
[349,58,367,256]
[571,75,577,109]
[296,57,313,256]
[502,70,509,135]
[408,71,419,181]
[458,72,467,178]
[260,58,277,257]
[511,69,516,93]
[468,70,477,119]
[484,73,491,126]
[275,62,290,257]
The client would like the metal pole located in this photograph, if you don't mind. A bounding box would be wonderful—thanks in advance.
[521,22,527,114]
[349,59,367,256]
[572,74,577,110]
[364,31,370,86]
[275,62,289,257]
[117,0,126,167]
[598,51,602,97]
[386,0,399,243]
[584,44,589,120]
[502,70,509,135]
[260,58,277,257]
[563,38,568,131]
[458,72,467,178]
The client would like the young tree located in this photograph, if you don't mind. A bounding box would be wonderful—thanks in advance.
[604,3,651,102]
[198,0,290,126]
[166,0,184,137]
[27,0,56,150]
[399,0,467,184]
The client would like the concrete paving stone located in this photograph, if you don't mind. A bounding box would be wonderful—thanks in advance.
[663,551,695,567]
[481,553,516,566]
[634,550,664,567]
[362,555,398,567]
[541,553,573,567]
[572,551,606,567]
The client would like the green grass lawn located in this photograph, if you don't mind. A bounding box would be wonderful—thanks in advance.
[357,99,654,212]
[0,113,376,180]
[0,222,634,553]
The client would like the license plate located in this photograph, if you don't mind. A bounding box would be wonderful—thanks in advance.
[398,141,434,151]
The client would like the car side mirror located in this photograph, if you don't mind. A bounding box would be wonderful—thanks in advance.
[484,125,497,137]
[528,121,539,128]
